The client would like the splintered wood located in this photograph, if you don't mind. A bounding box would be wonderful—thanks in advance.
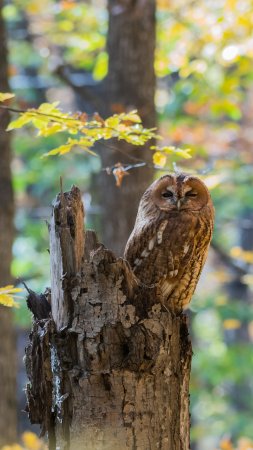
[25,186,192,450]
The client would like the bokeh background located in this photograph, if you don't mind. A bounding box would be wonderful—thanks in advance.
[1,1,253,449]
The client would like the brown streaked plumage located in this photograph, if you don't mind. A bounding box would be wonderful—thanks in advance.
[124,173,214,311]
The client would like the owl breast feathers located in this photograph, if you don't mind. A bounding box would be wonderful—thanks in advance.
[124,173,214,310]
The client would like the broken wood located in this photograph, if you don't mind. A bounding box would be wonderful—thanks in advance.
[25,186,192,450]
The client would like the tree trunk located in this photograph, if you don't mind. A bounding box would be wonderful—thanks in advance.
[92,0,156,255]
[0,1,17,445]
[25,187,192,450]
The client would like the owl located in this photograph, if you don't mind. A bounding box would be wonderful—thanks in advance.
[124,173,214,311]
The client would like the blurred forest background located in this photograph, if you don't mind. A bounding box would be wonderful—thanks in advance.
[1,0,253,449]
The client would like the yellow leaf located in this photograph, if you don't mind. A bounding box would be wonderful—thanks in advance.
[0,92,15,102]
[230,246,242,259]
[120,110,142,123]
[93,51,108,81]
[230,247,253,264]
[219,438,233,450]
[104,116,120,128]
[42,139,97,158]
[7,113,34,130]
[38,123,64,137]
[242,274,253,286]
[42,143,73,157]
[223,319,241,330]
[153,151,167,167]
[153,145,192,159]
[0,285,23,308]
[38,101,60,114]
[22,431,42,450]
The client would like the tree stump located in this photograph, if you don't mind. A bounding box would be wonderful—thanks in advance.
[25,186,192,450]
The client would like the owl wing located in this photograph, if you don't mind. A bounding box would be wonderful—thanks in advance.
[124,218,195,287]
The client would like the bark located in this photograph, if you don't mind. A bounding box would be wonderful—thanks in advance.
[0,1,17,445]
[25,187,192,450]
[91,0,156,255]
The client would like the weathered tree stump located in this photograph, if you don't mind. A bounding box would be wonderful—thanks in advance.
[25,186,192,450]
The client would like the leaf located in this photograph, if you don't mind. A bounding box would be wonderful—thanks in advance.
[151,145,192,159]
[38,101,60,114]
[7,113,34,130]
[38,123,65,137]
[112,163,130,187]
[93,51,108,80]
[42,142,73,157]
[22,431,44,450]
[42,138,98,157]
[242,274,253,286]
[223,319,241,330]
[165,146,192,159]
[104,115,120,128]
[153,151,167,167]
[230,246,253,264]
[0,285,23,308]
[0,92,15,102]
[120,110,142,124]
[5,101,156,157]
[219,439,233,450]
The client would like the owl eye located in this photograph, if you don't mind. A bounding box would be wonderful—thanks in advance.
[162,191,174,198]
[186,191,197,197]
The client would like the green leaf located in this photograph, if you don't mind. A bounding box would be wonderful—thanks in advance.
[93,51,108,80]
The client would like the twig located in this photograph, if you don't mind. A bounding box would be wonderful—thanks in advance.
[211,241,248,276]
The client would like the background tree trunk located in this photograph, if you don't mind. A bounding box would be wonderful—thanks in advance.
[25,187,192,450]
[96,0,156,255]
[56,0,156,254]
[0,0,17,445]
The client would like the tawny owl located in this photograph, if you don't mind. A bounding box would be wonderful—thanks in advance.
[124,173,214,311]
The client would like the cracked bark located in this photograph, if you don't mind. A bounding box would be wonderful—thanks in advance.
[25,186,192,450]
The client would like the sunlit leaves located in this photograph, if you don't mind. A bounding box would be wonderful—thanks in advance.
[43,138,97,157]
[230,246,253,264]
[219,437,253,450]
[155,0,253,126]
[2,430,47,450]
[153,151,167,167]
[0,285,23,308]
[223,319,242,330]
[6,103,157,157]
[0,92,15,102]
[93,51,108,80]
[20,0,108,74]
[152,145,192,167]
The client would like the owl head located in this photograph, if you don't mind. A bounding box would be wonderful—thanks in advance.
[141,173,212,214]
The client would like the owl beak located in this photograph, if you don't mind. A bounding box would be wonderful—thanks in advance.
[177,199,182,210]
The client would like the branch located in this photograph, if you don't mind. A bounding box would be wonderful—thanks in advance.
[211,241,248,276]
[54,64,104,111]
